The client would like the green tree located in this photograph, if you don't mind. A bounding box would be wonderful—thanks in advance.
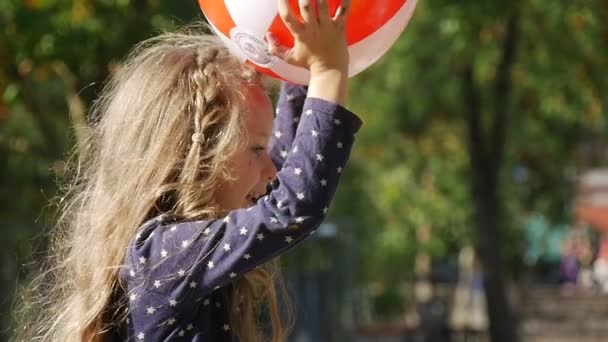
[336,0,607,341]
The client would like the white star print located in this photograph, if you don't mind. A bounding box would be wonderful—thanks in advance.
[223,243,231,252]
[187,324,194,330]
[334,118,342,125]
[256,233,265,241]
[223,216,230,223]
[276,107,280,115]
[320,179,327,186]
[207,261,214,269]
[153,280,161,288]
[139,256,146,265]
[135,232,141,240]
[203,228,211,235]
[178,268,186,277]
[146,307,156,315]
[337,167,343,174]
[316,154,324,161]
[223,324,230,331]
[311,129,319,137]
[137,332,144,340]
[305,109,313,116]
[275,130,283,139]
[169,299,177,307]
[270,216,278,224]
[181,240,190,248]
[292,146,298,153]
[285,236,293,243]
[160,249,168,258]
[130,293,138,301]
[203,299,210,306]
[178,330,185,337]
[337,141,343,149]
[280,150,288,158]
[293,116,300,123]
[323,207,328,214]
[129,269,136,277]
[189,281,197,288]
[244,253,251,260]
[170,225,177,232]
[286,93,296,101]
[167,317,176,326]
[229,272,237,278]
[277,200,283,208]
[296,217,305,223]
[294,168,302,175]
[240,227,248,235]
[297,193,305,200]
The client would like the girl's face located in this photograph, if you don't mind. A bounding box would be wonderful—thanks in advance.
[214,85,277,211]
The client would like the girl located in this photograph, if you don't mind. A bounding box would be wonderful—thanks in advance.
[14,0,361,341]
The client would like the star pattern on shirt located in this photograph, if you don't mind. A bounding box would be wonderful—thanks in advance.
[122,93,360,341]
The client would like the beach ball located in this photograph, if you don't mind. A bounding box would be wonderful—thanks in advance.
[199,0,418,85]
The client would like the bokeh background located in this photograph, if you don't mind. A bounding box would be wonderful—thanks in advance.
[1,1,607,341]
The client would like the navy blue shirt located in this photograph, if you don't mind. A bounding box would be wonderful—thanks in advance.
[120,83,362,341]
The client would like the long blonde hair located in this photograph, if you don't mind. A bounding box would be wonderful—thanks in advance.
[13,26,291,342]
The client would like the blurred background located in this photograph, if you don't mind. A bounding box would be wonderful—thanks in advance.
[1,0,607,341]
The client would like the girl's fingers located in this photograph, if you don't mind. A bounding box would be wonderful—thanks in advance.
[278,0,304,34]
[333,0,350,27]
[266,32,286,59]
[298,0,316,25]
[317,0,331,24]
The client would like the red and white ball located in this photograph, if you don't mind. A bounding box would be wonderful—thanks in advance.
[199,0,417,85]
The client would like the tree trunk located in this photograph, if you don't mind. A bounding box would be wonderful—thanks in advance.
[462,12,521,342]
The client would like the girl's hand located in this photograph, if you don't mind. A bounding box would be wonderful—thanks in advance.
[269,0,350,75]
[269,0,351,106]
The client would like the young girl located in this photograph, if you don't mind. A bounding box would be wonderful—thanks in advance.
[14,0,361,341]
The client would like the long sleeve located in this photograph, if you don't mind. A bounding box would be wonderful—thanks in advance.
[121,88,362,340]
[268,83,307,170]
